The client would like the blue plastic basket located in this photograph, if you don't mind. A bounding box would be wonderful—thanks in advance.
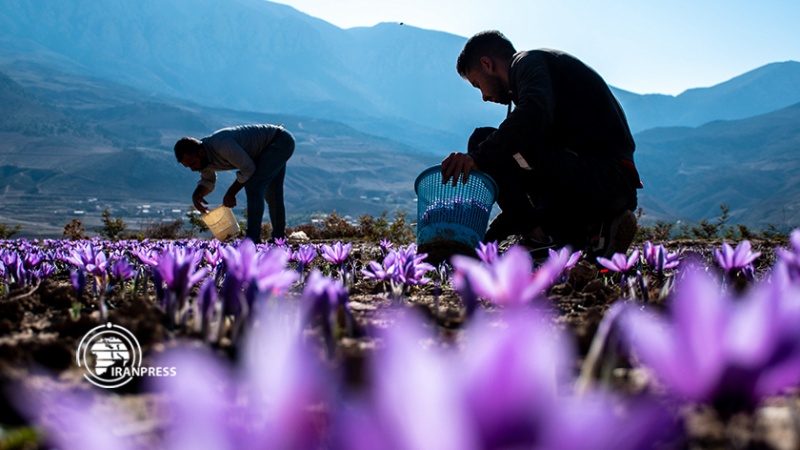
[414,165,498,261]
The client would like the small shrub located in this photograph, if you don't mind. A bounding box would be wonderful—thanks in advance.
[184,207,208,238]
[63,218,89,240]
[141,219,185,240]
[0,223,22,239]
[358,210,415,244]
[96,208,126,241]
[318,211,360,239]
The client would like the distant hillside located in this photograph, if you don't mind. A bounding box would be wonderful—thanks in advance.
[0,0,503,154]
[1,0,800,236]
[0,64,438,237]
[614,61,800,133]
[635,102,800,228]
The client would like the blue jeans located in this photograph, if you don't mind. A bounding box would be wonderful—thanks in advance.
[244,129,295,243]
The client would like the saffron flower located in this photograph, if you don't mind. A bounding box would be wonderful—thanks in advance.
[154,247,208,327]
[20,304,333,450]
[379,238,393,256]
[110,258,135,281]
[62,243,109,278]
[619,267,800,414]
[302,269,352,355]
[292,244,318,282]
[321,241,352,266]
[643,241,680,275]
[70,269,86,298]
[547,246,582,281]
[219,240,297,320]
[714,240,761,277]
[451,245,562,307]
[596,249,640,274]
[775,229,800,284]
[475,241,499,264]
[334,314,479,450]
[362,244,435,298]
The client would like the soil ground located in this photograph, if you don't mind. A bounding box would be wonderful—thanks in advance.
[0,238,798,449]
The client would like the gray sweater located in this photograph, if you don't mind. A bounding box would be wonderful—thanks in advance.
[197,124,282,191]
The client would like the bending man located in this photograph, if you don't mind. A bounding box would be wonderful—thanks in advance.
[174,124,294,243]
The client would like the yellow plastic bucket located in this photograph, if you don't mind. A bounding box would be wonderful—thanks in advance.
[201,206,240,241]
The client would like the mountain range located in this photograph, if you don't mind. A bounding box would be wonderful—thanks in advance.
[0,0,798,236]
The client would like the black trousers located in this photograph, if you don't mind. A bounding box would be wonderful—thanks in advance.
[469,127,638,249]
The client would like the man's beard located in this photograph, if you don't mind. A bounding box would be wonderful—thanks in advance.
[488,75,511,105]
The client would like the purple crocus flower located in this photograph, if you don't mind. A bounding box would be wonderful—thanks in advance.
[62,243,109,277]
[360,258,393,282]
[451,245,562,307]
[204,247,223,268]
[459,309,574,449]
[597,249,640,274]
[155,247,208,326]
[14,387,142,450]
[547,246,582,281]
[292,244,318,282]
[619,267,800,413]
[775,229,800,283]
[219,240,298,319]
[19,304,333,450]
[195,277,220,341]
[110,258,135,281]
[475,241,499,264]
[335,313,480,450]
[379,238,394,255]
[131,246,160,266]
[362,245,435,298]
[302,269,352,355]
[321,241,352,266]
[70,269,86,298]
[538,393,677,450]
[293,244,318,266]
[643,241,680,275]
[390,244,435,287]
[714,240,761,276]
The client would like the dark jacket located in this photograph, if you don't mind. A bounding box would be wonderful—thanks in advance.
[469,50,636,173]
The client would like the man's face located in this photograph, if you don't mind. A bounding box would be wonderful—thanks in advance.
[180,151,205,172]
[465,61,511,105]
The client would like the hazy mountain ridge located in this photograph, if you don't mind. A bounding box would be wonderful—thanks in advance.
[635,102,800,227]
[614,61,800,133]
[0,63,438,237]
[0,0,499,154]
[0,0,799,236]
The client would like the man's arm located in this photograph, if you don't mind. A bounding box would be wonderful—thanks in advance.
[222,180,245,208]
[192,185,212,214]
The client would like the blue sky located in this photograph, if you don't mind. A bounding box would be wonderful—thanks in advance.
[273,0,800,96]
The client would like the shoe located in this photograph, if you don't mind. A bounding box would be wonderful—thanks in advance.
[587,210,637,260]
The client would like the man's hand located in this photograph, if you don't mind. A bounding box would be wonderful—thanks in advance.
[224,180,244,209]
[192,185,211,215]
[441,152,479,186]
[192,193,209,215]
[223,191,237,208]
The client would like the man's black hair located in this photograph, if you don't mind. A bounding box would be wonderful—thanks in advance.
[456,30,517,77]
[174,137,202,162]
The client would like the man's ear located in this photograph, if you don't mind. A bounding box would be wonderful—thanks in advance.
[198,147,206,158]
[479,56,494,73]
